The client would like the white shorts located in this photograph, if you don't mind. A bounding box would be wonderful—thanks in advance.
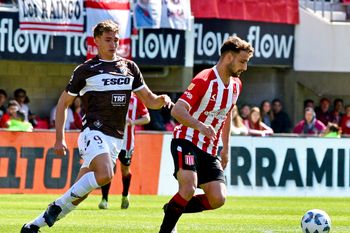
[78,127,123,168]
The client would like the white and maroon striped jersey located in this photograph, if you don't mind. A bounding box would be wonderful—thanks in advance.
[122,94,149,151]
[173,66,242,155]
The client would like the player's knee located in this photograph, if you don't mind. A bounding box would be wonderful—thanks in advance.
[179,185,196,200]
[95,171,114,186]
[209,194,226,209]
[121,165,130,176]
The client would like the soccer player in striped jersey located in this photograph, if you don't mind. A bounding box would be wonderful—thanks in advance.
[98,93,150,209]
[21,20,172,233]
[159,36,254,233]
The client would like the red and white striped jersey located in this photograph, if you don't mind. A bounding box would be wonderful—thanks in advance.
[173,66,242,155]
[122,94,149,151]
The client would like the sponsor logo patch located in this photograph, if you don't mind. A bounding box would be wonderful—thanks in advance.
[112,94,127,106]
[187,83,195,90]
[93,120,103,128]
[184,91,192,100]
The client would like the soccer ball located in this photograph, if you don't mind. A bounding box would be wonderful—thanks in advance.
[301,209,331,233]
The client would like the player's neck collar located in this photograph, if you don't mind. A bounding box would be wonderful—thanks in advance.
[213,65,231,88]
[98,55,120,62]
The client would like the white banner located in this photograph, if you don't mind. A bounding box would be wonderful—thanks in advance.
[18,0,84,35]
[158,135,350,197]
[133,0,191,30]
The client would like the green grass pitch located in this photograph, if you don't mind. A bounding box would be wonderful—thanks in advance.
[1,194,349,232]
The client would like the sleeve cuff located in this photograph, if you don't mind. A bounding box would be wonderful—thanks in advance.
[178,98,191,109]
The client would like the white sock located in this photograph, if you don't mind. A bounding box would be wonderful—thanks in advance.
[27,212,47,228]
[57,202,77,220]
[55,172,99,207]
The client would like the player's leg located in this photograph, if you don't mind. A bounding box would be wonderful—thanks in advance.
[22,129,119,232]
[183,150,226,213]
[21,166,95,232]
[200,180,226,208]
[99,165,117,209]
[22,153,113,232]
[160,169,197,233]
[159,139,198,233]
[119,149,133,209]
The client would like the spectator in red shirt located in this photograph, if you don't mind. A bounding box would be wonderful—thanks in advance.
[340,105,350,135]
[315,97,332,126]
[293,107,326,135]
[244,107,273,136]
[0,100,20,128]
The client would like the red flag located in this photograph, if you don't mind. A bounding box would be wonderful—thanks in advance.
[86,0,131,60]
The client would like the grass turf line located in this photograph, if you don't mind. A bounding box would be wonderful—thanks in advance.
[1,194,349,233]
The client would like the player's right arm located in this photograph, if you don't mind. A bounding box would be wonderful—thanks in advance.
[172,72,216,141]
[171,99,216,141]
[54,91,76,156]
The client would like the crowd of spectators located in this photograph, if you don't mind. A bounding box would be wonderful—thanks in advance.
[0,88,83,132]
[0,89,35,131]
[232,97,346,138]
[0,88,348,138]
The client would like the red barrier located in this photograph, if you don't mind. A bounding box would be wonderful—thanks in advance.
[190,0,299,24]
[0,131,163,194]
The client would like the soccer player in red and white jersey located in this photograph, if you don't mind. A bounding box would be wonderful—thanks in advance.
[98,93,150,209]
[159,36,254,232]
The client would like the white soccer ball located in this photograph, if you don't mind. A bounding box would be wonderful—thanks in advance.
[301,209,331,233]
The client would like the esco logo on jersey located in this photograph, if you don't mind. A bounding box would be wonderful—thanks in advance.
[102,77,130,86]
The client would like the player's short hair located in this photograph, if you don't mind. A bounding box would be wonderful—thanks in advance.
[220,36,254,57]
[93,20,119,38]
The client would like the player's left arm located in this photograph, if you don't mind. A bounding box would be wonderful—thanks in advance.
[220,110,232,169]
[134,85,173,109]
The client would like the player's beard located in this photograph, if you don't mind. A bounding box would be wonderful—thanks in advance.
[227,64,241,77]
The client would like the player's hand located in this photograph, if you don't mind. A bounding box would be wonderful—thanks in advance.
[54,140,68,156]
[126,118,133,125]
[220,148,229,170]
[160,94,174,109]
[198,123,217,141]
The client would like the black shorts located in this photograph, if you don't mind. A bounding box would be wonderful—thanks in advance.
[171,139,225,186]
[118,149,134,166]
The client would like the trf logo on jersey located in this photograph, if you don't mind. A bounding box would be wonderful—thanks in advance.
[185,153,195,166]
[112,94,127,106]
